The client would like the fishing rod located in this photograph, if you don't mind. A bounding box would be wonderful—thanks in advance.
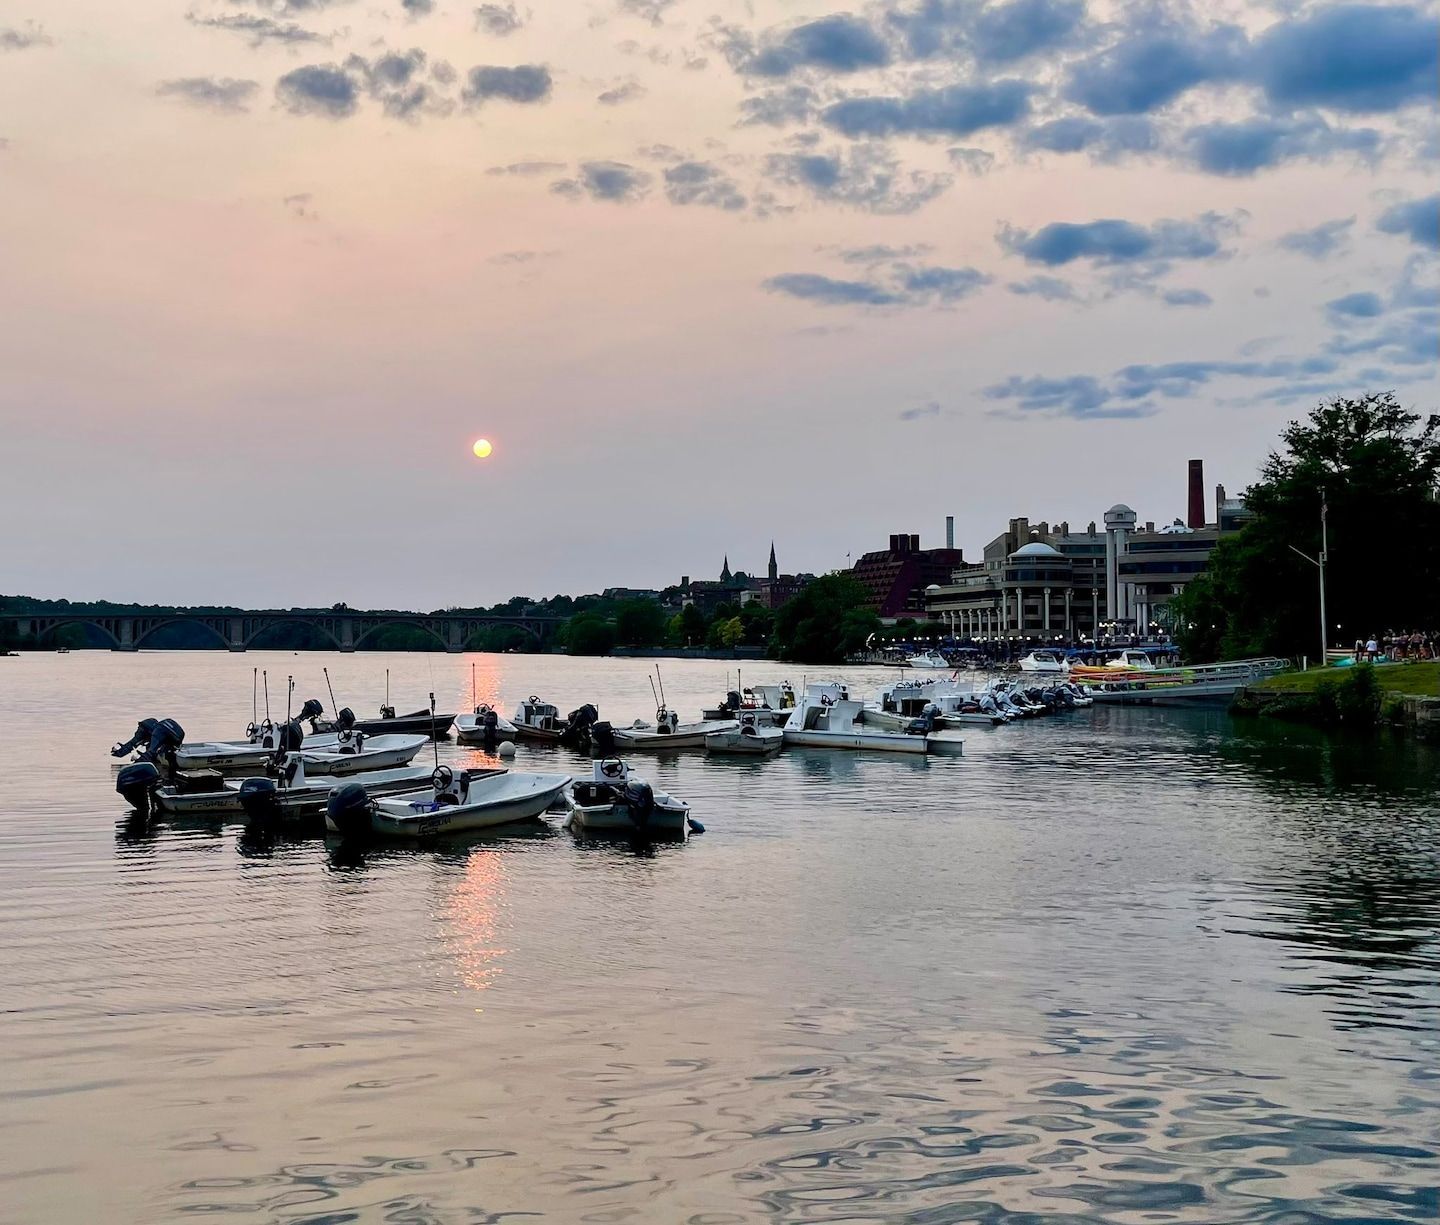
[648,673,660,714]
[429,692,440,773]
[471,661,477,712]
[655,664,667,711]
[263,670,270,723]
[252,668,258,729]
[323,667,339,721]
[286,675,293,726]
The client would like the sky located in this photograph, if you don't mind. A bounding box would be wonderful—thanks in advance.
[1,0,1436,610]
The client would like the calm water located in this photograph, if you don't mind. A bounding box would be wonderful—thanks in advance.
[2,652,1437,1224]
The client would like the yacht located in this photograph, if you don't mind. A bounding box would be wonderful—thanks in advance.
[1017,649,1070,674]
[904,650,952,670]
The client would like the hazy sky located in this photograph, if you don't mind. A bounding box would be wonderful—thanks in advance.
[1,0,1435,609]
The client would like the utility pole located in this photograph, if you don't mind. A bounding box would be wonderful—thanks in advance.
[1288,488,1329,667]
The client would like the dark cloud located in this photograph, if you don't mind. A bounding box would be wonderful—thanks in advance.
[971,0,1086,63]
[1326,291,1385,319]
[1184,114,1379,176]
[820,79,1032,138]
[485,160,566,175]
[765,144,951,214]
[276,64,359,118]
[762,273,900,306]
[551,161,651,203]
[1022,115,1156,158]
[999,213,1239,267]
[728,15,892,78]
[1161,288,1212,307]
[156,77,259,113]
[401,0,434,16]
[1251,4,1439,114]
[737,85,816,127]
[896,264,991,302]
[984,375,1143,418]
[597,80,646,106]
[462,64,552,105]
[1278,217,1355,259]
[0,23,50,51]
[474,3,523,36]
[185,13,326,46]
[1064,18,1245,116]
[898,401,941,421]
[1376,193,1440,250]
[663,161,746,210]
[1007,275,1077,301]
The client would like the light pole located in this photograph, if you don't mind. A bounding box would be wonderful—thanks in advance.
[1288,490,1328,667]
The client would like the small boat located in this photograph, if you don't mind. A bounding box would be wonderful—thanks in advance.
[870,678,1007,728]
[904,649,952,670]
[783,684,961,754]
[566,758,691,837]
[705,710,784,755]
[1018,649,1070,674]
[611,706,736,750]
[311,705,455,738]
[297,732,429,776]
[326,765,571,838]
[512,696,569,742]
[455,703,518,744]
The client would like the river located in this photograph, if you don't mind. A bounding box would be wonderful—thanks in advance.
[2,651,1436,1223]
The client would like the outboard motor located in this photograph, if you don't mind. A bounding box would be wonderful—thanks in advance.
[623,779,654,830]
[142,718,185,769]
[113,718,159,759]
[561,703,599,751]
[335,707,356,733]
[116,761,161,818]
[238,776,282,824]
[326,782,374,838]
[297,699,323,725]
[590,720,617,757]
[723,689,741,713]
[274,718,305,754]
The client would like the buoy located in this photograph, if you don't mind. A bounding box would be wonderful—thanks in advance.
[497,741,517,759]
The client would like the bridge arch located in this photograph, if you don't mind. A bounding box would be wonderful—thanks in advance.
[133,617,231,651]
[351,618,451,652]
[243,618,342,652]
[35,617,122,649]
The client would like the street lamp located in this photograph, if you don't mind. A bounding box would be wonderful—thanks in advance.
[1287,490,1328,667]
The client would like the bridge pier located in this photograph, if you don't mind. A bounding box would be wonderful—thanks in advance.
[446,621,463,653]
[227,617,246,652]
[116,617,138,652]
[339,620,355,653]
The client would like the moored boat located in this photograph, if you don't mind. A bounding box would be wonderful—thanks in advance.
[325,765,571,838]
[1018,649,1070,674]
[611,706,736,750]
[566,758,691,837]
[455,703,519,744]
[705,710,784,755]
[783,684,959,754]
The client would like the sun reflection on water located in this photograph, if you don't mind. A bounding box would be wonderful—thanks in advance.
[444,850,510,995]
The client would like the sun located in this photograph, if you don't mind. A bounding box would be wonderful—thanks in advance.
[472,438,493,459]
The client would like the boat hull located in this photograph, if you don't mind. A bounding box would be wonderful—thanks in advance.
[301,736,428,776]
[705,728,784,754]
[569,801,690,837]
[154,765,437,819]
[331,774,571,836]
[783,729,927,754]
[611,721,735,750]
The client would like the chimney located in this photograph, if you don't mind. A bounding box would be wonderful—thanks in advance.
[1215,482,1226,509]
[909,534,920,551]
[945,515,955,550]
[1187,459,1205,528]
[1088,520,1096,536]
[1145,521,1155,533]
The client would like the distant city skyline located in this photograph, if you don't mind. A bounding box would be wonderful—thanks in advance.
[1,1,1435,608]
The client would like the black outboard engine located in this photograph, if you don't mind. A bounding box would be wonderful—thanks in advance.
[116,761,161,818]
[297,699,323,724]
[238,777,283,824]
[141,718,185,770]
[560,704,599,751]
[274,719,304,754]
[336,707,356,732]
[623,779,654,830]
[723,689,741,713]
[326,782,374,838]
[379,705,396,720]
[481,707,499,745]
[112,718,159,759]
[589,720,616,756]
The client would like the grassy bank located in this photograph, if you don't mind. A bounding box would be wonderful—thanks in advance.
[1254,661,1440,697]
[1236,661,1440,738]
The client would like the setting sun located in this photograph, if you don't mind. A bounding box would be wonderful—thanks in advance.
[472,438,493,459]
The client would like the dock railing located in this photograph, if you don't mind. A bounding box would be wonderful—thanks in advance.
[1081,657,1291,694]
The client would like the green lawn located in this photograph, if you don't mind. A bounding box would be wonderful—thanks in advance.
[1256,660,1440,697]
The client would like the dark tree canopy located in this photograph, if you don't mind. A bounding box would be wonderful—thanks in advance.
[771,573,878,663]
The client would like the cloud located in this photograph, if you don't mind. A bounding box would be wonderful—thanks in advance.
[156,77,259,113]
[734,15,892,77]
[474,3,524,35]
[597,80,646,106]
[984,375,1144,418]
[898,401,941,421]
[1184,114,1379,176]
[1162,288,1212,307]
[462,64,552,105]
[185,13,326,46]
[282,192,317,220]
[619,0,680,24]
[765,144,951,214]
[1064,18,1245,115]
[1022,115,1156,159]
[0,23,50,51]
[762,273,899,306]
[345,49,451,120]
[971,0,1086,63]
[551,161,651,202]
[1376,194,1440,250]
[485,160,566,175]
[896,264,991,302]
[834,243,933,265]
[663,161,746,210]
[276,64,360,118]
[999,212,1240,267]
[401,0,434,16]
[1326,291,1385,318]
[1007,275,1077,301]
[1251,4,1439,114]
[947,146,994,175]
[1278,217,1355,259]
[820,79,1032,138]
[737,85,816,127]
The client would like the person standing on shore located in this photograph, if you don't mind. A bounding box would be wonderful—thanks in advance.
[1366,636,1379,661]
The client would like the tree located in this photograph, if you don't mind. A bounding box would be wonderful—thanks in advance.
[1173,392,1440,661]
[669,604,708,648]
[563,612,615,656]
[772,573,879,663]
[614,599,667,647]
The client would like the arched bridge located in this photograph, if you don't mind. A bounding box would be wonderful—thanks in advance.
[1,610,563,653]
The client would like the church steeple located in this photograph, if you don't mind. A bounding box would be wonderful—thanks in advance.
[720,554,732,583]
[768,541,778,582]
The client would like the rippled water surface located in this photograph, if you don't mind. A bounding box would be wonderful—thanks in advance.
[2,652,1437,1224]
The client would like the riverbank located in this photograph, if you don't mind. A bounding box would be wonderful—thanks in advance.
[1233,661,1440,739]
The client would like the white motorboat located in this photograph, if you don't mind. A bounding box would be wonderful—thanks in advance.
[705,710,785,755]
[455,703,519,744]
[297,732,430,775]
[611,706,736,750]
[567,758,691,837]
[701,675,796,724]
[172,728,341,772]
[326,765,571,837]
[904,650,952,670]
[783,684,962,755]
[512,696,569,742]
[869,678,1008,729]
[1018,649,1070,674]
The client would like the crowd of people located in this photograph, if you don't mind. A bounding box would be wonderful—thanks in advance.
[1353,632,1438,662]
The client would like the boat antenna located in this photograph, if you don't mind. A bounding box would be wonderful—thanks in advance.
[263,670,270,722]
[648,674,660,714]
[252,667,257,728]
[323,667,338,720]
[429,691,439,772]
[386,668,390,710]
[655,664,667,710]
[286,675,293,726]
[471,662,476,712]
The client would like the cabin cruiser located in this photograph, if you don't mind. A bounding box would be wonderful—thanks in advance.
[455,703,519,745]
[783,684,963,755]
[566,758,692,837]
[904,649,952,670]
[512,697,602,749]
[610,705,735,750]
[1018,649,1070,674]
[325,764,571,838]
[705,710,785,754]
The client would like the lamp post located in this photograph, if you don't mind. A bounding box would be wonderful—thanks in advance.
[1287,490,1329,667]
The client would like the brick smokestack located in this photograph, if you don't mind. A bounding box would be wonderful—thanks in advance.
[1187,459,1205,528]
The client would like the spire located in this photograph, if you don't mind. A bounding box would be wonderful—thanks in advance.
[720,554,732,583]
[768,541,778,582]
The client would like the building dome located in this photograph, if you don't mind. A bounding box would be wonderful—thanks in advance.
[1009,541,1065,559]
[1106,503,1135,516]
[1104,503,1138,529]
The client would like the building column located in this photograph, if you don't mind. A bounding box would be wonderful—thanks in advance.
[1091,588,1099,640]
[1065,588,1073,640]
[1043,587,1052,633]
